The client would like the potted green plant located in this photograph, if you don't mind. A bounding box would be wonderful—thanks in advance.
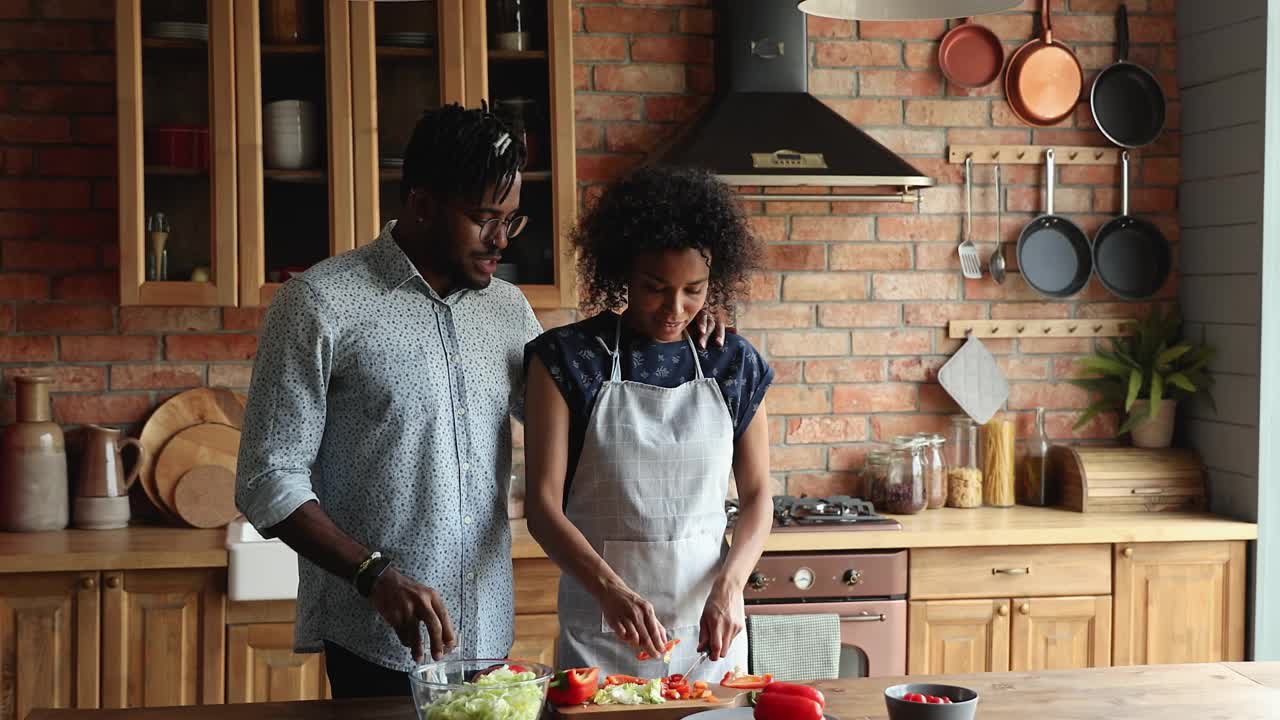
[1070,307,1215,448]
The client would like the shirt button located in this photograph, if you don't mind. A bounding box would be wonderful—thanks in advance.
[458,408,467,417]
[462,462,470,472]
[464,516,473,525]
[466,572,475,582]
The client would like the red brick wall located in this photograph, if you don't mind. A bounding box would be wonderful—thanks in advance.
[0,0,1180,497]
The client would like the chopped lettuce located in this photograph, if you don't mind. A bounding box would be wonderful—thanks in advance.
[590,679,666,706]
[421,666,544,720]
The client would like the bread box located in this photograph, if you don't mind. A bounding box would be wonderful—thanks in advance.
[1048,445,1206,513]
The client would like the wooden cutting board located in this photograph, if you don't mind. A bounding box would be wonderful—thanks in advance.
[554,684,746,719]
[138,388,246,523]
[173,464,240,529]
[154,423,241,522]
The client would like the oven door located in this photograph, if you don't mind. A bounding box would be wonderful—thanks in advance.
[745,599,906,678]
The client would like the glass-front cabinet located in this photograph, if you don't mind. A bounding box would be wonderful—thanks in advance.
[117,0,576,308]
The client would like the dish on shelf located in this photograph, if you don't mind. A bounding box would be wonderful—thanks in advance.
[145,21,209,41]
[378,32,435,48]
[146,125,210,170]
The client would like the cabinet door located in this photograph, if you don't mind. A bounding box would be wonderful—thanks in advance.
[508,613,559,668]
[116,0,239,306]
[1010,596,1111,672]
[349,0,464,243]
[0,572,100,720]
[1113,541,1247,665]
[235,0,357,306]
[907,599,1010,675]
[101,569,227,709]
[227,623,330,703]
[464,0,577,308]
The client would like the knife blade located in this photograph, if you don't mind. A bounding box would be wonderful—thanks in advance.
[680,649,710,681]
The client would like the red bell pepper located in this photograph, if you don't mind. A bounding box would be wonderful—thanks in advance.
[636,638,681,662]
[720,671,774,690]
[545,667,599,707]
[603,674,648,687]
[762,681,825,708]
[753,692,823,720]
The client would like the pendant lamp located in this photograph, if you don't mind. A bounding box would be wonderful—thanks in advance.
[797,0,1021,20]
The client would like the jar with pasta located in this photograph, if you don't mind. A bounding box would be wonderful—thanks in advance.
[884,437,926,514]
[946,415,983,508]
[983,414,1016,507]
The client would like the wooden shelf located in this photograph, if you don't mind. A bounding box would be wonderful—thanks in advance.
[145,165,208,177]
[263,169,326,183]
[261,43,324,56]
[522,170,551,181]
[489,49,547,62]
[376,46,436,58]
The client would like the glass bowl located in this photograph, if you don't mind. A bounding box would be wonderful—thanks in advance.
[410,658,553,720]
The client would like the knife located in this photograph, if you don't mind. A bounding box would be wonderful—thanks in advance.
[679,649,710,681]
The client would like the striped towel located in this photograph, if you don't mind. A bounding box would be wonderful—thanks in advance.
[746,613,842,682]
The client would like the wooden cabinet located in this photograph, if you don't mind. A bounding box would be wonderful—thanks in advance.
[1113,541,1247,666]
[908,599,1010,675]
[508,613,559,668]
[227,623,330,703]
[510,558,560,666]
[101,569,226,709]
[1010,596,1111,672]
[0,572,100,720]
[118,0,576,308]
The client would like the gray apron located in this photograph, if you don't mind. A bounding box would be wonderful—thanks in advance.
[556,318,747,680]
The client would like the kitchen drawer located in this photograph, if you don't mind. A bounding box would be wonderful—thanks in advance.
[513,559,560,615]
[910,545,1110,600]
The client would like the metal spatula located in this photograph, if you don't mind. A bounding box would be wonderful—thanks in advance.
[958,155,982,279]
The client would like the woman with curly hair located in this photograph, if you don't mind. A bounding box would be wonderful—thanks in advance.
[523,166,775,679]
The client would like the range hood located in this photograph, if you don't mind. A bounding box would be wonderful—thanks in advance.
[651,0,934,202]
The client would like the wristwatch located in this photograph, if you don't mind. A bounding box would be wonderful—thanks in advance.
[354,551,394,598]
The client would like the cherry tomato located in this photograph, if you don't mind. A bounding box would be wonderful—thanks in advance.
[927,695,945,704]
[903,692,925,703]
[941,697,954,704]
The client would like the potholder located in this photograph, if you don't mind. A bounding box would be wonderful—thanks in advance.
[938,334,1009,425]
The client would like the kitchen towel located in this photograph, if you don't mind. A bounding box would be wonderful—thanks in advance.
[746,613,841,682]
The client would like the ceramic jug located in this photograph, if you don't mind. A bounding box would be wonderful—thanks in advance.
[0,376,69,532]
[78,425,145,498]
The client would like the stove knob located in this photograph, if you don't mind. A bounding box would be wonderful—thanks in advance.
[793,567,815,591]
[843,569,863,587]
[748,571,769,591]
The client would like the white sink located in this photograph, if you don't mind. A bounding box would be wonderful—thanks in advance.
[225,517,300,601]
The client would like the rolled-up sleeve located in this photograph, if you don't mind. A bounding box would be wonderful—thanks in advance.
[235,278,334,537]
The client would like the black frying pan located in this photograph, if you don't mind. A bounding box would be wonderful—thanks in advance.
[1090,4,1166,148]
[1017,148,1092,298]
[1092,151,1170,300]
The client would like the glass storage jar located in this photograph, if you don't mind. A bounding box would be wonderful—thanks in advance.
[884,437,926,514]
[946,415,983,508]
[925,433,948,509]
[862,451,889,507]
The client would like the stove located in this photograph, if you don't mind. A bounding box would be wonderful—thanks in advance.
[726,494,902,532]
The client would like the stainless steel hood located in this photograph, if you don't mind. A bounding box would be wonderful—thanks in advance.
[650,0,934,201]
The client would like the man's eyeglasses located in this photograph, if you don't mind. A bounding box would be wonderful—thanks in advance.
[474,215,528,246]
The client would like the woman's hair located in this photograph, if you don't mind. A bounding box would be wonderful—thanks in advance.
[400,102,527,205]
[572,165,761,318]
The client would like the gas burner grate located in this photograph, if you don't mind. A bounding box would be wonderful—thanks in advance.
[727,494,897,528]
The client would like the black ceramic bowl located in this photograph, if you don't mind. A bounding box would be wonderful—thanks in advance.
[884,683,979,720]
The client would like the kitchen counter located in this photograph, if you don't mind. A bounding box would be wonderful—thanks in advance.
[26,661,1280,719]
[0,525,226,573]
[513,506,1258,558]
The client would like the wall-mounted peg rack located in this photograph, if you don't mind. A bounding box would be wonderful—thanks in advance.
[948,319,1136,339]
[948,145,1122,165]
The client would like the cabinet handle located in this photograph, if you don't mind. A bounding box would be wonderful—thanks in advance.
[997,604,1010,617]
[1019,603,1030,615]
[81,577,96,590]
[1130,488,1163,495]
[105,576,121,589]
[1122,547,1134,559]
[839,613,886,623]
[992,567,1030,575]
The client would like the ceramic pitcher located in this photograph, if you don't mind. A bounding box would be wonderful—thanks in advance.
[0,376,69,532]
[78,425,145,498]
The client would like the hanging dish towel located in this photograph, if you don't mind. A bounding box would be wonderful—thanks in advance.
[938,334,1009,425]
[746,613,842,682]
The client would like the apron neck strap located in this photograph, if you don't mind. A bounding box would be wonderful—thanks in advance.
[683,331,705,380]
[603,315,706,382]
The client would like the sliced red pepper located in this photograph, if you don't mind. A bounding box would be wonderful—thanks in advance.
[753,692,823,720]
[545,667,599,707]
[636,638,681,662]
[721,671,774,690]
[762,681,825,708]
[603,674,648,687]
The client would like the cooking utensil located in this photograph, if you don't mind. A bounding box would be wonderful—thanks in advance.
[154,422,241,520]
[1004,0,1083,127]
[174,464,241,528]
[1016,148,1092,298]
[938,18,1004,89]
[958,156,982,279]
[138,387,246,523]
[680,650,710,681]
[1091,151,1170,300]
[989,163,1006,284]
[1090,5,1166,149]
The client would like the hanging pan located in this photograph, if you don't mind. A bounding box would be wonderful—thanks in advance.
[1016,148,1092,298]
[1090,4,1167,148]
[1092,151,1170,300]
[938,17,1004,89]
[1005,0,1083,127]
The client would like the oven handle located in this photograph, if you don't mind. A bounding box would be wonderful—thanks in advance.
[840,613,886,623]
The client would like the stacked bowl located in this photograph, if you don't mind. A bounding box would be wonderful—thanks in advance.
[263,100,319,170]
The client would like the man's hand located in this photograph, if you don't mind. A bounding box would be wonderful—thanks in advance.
[689,308,732,350]
[369,567,457,663]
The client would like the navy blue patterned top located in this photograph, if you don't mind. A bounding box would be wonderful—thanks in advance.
[524,312,774,491]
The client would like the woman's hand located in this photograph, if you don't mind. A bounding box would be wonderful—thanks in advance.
[688,308,731,349]
[699,582,745,662]
[598,580,668,660]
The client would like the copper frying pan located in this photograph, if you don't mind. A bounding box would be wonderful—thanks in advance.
[938,18,1003,89]
[1005,0,1083,126]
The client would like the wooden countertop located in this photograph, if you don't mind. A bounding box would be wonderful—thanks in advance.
[0,526,226,573]
[513,506,1257,558]
[27,661,1280,719]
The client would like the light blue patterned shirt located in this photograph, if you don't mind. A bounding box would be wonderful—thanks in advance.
[235,221,543,671]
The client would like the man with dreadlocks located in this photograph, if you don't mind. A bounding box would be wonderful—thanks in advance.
[234,103,542,697]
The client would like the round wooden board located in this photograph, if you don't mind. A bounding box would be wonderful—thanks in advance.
[174,465,240,529]
[154,423,241,519]
[138,388,246,523]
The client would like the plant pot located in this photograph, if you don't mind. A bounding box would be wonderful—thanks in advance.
[1129,399,1177,449]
